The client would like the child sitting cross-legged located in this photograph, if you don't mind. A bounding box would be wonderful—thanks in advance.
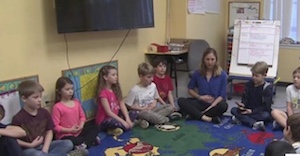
[271,67,300,130]
[231,61,273,131]
[95,65,137,136]
[152,57,182,120]
[52,77,100,150]
[12,80,88,156]
[125,62,175,129]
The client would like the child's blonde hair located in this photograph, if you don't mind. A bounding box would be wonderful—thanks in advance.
[137,62,155,76]
[95,65,122,103]
[251,61,269,75]
[18,80,44,98]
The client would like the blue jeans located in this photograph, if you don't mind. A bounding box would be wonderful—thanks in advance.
[231,107,270,127]
[23,140,73,156]
[0,136,24,156]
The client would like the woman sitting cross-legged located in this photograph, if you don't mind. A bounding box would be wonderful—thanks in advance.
[178,48,228,124]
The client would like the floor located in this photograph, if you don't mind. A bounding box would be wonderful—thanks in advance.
[175,71,287,116]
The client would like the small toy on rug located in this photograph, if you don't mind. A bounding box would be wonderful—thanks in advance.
[105,138,160,156]
[155,123,180,132]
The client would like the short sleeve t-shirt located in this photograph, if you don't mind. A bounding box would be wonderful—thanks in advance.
[95,88,120,125]
[286,84,300,113]
[125,82,159,108]
[12,108,54,143]
[153,75,173,102]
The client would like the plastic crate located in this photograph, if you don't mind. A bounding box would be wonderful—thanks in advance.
[233,83,245,94]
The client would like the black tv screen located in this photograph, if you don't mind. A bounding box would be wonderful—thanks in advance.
[55,0,155,33]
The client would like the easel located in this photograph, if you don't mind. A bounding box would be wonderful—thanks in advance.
[227,20,280,100]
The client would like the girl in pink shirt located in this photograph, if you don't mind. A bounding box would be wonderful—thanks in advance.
[52,77,100,149]
[95,65,136,135]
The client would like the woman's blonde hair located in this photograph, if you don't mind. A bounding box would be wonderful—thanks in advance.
[199,48,222,77]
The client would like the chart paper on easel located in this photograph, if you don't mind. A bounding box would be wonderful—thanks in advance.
[229,20,280,78]
[237,20,276,66]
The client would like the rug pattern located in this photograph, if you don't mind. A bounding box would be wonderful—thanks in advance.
[88,117,283,156]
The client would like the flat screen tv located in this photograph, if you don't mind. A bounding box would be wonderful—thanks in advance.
[55,0,155,33]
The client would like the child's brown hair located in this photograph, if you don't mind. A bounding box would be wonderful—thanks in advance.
[287,113,300,142]
[55,77,74,103]
[152,57,167,68]
[95,65,123,102]
[18,80,44,98]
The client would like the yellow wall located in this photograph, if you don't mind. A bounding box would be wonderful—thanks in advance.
[278,47,300,82]
[170,0,226,67]
[0,0,167,104]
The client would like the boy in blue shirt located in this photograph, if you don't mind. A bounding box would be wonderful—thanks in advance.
[231,61,273,131]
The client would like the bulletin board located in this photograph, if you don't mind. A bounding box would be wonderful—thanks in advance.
[0,75,39,124]
[229,20,280,78]
[228,2,260,27]
[62,61,118,120]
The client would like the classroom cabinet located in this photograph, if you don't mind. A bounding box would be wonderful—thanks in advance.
[277,47,300,83]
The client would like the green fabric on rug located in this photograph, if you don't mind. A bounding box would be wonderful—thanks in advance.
[132,120,217,155]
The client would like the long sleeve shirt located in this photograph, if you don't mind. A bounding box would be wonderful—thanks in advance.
[241,80,273,114]
[52,99,86,139]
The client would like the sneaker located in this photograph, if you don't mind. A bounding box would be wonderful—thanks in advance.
[212,116,221,124]
[75,143,87,150]
[139,120,150,129]
[252,121,266,131]
[68,149,89,156]
[231,116,242,125]
[107,128,124,136]
[168,112,182,121]
[272,121,283,130]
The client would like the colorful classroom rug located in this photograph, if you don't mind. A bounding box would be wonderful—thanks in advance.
[88,117,283,156]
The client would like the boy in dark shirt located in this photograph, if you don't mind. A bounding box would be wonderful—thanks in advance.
[12,80,88,156]
[0,104,25,156]
[231,61,273,131]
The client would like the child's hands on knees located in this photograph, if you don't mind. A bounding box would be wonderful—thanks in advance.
[122,121,131,129]
[126,119,134,129]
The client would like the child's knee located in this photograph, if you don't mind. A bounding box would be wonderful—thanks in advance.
[231,107,239,115]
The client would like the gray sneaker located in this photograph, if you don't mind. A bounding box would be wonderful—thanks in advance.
[68,149,89,156]
[252,121,266,131]
[169,112,182,121]
[139,120,150,129]
[231,116,242,125]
